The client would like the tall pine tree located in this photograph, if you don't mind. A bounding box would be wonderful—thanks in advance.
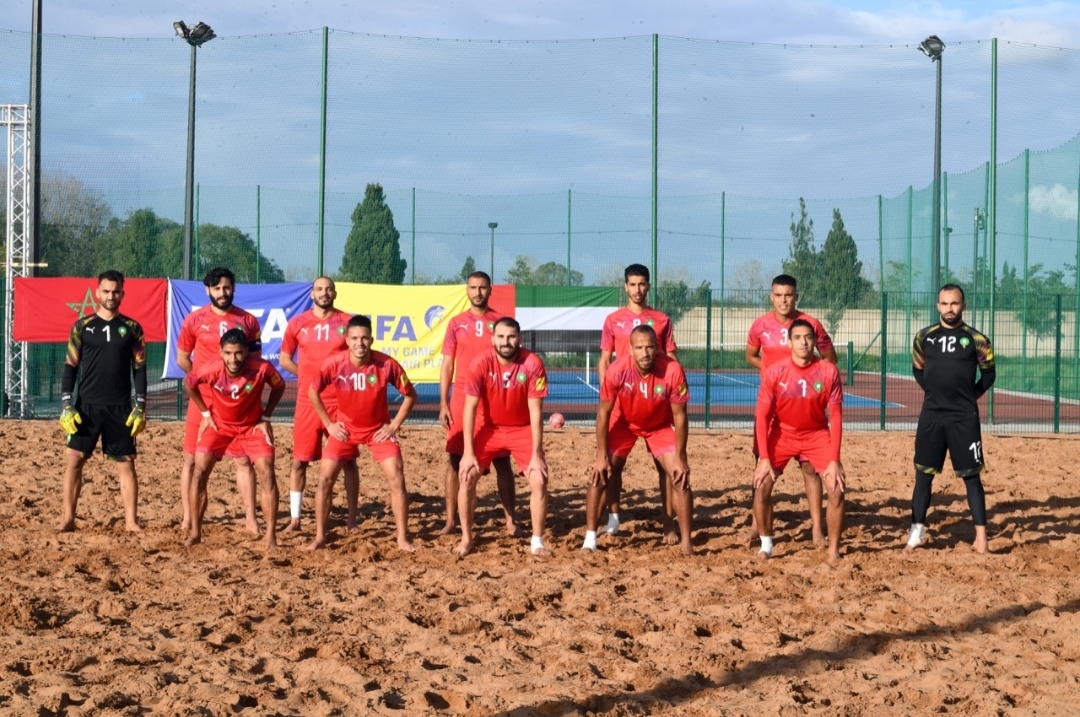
[338,183,407,284]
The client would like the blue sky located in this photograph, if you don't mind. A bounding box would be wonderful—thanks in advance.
[2,1,1080,286]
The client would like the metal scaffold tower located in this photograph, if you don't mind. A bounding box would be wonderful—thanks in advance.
[3,104,31,417]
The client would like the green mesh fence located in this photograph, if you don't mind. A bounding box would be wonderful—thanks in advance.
[4,31,1080,429]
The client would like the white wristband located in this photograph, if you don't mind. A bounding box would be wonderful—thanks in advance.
[200,410,211,418]
[261,414,273,422]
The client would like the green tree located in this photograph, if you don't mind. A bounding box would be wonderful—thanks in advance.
[195,224,285,284]
[95,208,183,278]
[781,198,823,306]
[39,173,112,277]
[459,255,477,282]
[656,279,712,325]
[819,208,872,332]
[503,255,583,286]
[338,183,406,284]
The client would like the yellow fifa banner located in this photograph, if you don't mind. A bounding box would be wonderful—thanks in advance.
[334,284,471,383]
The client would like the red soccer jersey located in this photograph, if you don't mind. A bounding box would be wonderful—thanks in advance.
[281,308,352,400]
[756,356,843,433]
[441,308,504,388]
[313,351,413,432]
[600,307,677,359]
[178,304,263,369]
[465,348,548,428]
[600,353,689,433]
[747,310,833,370]
[185,357,284,431]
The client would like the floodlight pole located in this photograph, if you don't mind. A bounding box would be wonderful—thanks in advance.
[488,222,498,279]
[920,35,945,294]
[183,42,197,280]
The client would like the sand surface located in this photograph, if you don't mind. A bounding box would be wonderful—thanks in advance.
[2,419,1079,716]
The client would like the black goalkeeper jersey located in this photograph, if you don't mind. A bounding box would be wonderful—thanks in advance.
[912,322,995,414]
[64,313,147,406]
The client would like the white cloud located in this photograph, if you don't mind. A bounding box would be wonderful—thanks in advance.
[1027,182,1078,219]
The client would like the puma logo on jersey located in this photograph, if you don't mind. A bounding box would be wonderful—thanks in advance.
[778,381,787,390]
[615,322,626,329]
[761,331,771,340]
[84,326,95,334]
[200,324,211,331]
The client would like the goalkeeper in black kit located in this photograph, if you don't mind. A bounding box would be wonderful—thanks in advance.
[908,284,995,554]
[58,270,148,533]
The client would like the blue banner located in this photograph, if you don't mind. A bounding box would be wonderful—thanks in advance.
[162,280,314,380]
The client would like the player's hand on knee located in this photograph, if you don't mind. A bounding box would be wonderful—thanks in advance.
[590,455,611,486]
[672,458,691,490]
[125,405,147,437]
[59,404,82,435]
[753,459,776,489]
[823,460,846,494]
[458,454,479,482]
[528,454,548,483]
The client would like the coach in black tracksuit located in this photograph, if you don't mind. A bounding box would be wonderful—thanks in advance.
[907,283,995,554]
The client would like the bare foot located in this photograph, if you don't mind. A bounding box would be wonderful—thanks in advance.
[398,539,417,553]
[265,538,278,550]
[245,520,262,537]
[505,523,525,537]
[972,538,989,554]
[346,519,360,532]
[438,522,457,536]
[744,523,759,545]
[184,533,202,547]
[304,538,326,551]
[57,520,76,533]
[531,546,552,557]
[662,521,679,545]
[282,519,302,533]
[828,549,842,563]
[452,540,473,556]
[125,522,143,533]
[181,517,191,532]
[580,546,596,553]
[812,532,826,547]
[680,542,693,556]
[756,549,770,561]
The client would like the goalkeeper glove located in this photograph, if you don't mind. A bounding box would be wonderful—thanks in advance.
[59,396,82,436]
[125,404,147,437]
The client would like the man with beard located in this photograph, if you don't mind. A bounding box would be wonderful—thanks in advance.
[457,318,550,557]
[585,325,693,555]
[596,263,678,540]
[438,271,519,537]
[280,276,361,533]
[58,270,148,533]
[176,267,263,535]
[908,284,995,554]
[185,329,285,549]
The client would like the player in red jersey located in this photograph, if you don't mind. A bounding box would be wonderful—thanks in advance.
[597,263,679,539]
[457,318,550,557]
[438,271,518,537]
[305,314,418,552]
[176,267,263,535]
[745,274,837,545]
[279,276,361,533]
[753,319,846,562]
[184,329,285,549]
[586,325,693,555]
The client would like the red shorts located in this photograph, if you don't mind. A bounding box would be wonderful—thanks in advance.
[198,424,275,461]
[752,418,808,464]
[473,424,535,474]
[291,397,339,462]
[445,388,496,455]
[323,425,402,464]
[608,418,677,459]
[763,428,834,475]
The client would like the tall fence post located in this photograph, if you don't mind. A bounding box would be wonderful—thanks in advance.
[877,194,883,292]
[1075,155,1080,398]
[719,191,725,369]
[194,183,200,275]
[255,184,261,283]
[317,26,329,277]
[567,188,572,286]
[988,37,998,424]
[1022,148,1030,389]
[1054,294,1063,433]
[880,291,888,430]
[704,297,712,430]
[943,171,950,279]
[650,33,659,303]
[846,341,854,387]
[906,186,913,343]
[411,187,416,284]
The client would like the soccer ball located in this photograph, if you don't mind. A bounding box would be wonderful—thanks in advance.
[548,412,566,429]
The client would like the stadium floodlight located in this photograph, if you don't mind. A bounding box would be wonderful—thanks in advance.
[175,21,216,280]
[488,222,498,279]
[920,35,945,293]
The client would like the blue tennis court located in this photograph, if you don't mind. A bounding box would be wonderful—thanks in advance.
[411,369,900,408]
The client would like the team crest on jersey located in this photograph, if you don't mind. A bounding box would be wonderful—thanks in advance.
[535,377,546,391]
[516,372,527,384]
[118,326,128,337]
[959,337,970,348]
[243,382,254,393]
[646,319,655,327]
[487,322,495,331]
[368,372,379,386]
[654,385,664,395]
[337,325,346,335]
[813,381,823,393]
